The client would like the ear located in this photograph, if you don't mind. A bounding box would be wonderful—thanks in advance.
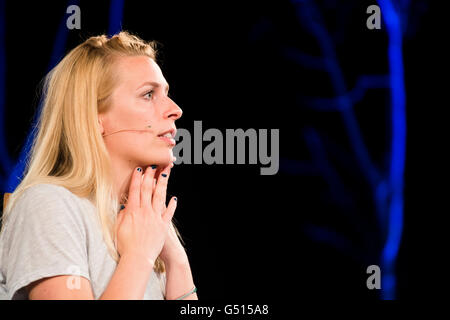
[97,114,105,136]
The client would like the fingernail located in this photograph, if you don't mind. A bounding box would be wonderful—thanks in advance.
[137,167,142,172]
[151,165,157,169]
[174,197,177,201]
[120,204,125,210]
[161,173,167,177]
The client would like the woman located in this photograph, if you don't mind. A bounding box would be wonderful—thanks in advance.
[0,31,198,300]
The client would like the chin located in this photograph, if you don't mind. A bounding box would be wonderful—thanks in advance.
[146,150,174,167]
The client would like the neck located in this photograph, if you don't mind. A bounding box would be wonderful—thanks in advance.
[109,155,139,205]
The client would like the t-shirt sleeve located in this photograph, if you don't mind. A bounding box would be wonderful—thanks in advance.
[159,271,167,299]
[1,184,91,299]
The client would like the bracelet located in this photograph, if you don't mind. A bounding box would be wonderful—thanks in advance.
[175,286,197,300]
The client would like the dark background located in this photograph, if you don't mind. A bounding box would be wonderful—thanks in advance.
[0,0,441,301]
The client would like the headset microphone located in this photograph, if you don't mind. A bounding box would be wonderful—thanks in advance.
[102,125,152,137]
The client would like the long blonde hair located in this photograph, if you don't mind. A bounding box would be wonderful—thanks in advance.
[1,31,182,273]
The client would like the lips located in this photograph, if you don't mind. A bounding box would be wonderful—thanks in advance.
[157,128,176,146]
[157,128,176,138]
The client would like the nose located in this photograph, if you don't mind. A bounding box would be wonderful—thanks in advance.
[164,97,183,121]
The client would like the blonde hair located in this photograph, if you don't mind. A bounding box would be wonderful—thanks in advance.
[1,31,183,273]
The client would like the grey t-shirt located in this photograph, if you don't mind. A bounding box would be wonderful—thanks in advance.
[0,183,166,299]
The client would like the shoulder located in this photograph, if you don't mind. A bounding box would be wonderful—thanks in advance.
[0,184,93,299]
[6,183,89,229]
[20,183,76,201]
[16,183,84,209]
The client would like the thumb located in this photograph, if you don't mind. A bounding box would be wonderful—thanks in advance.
[115,208,126,233]
[114,209,126,252]
[162,196,177,224]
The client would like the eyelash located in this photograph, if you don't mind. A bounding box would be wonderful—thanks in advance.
[144,90,154,100]
[143,90,171,100]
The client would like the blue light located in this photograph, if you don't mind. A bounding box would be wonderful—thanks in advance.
[286,0,407,299]
[4,0,78,192]
[108,0,125,36]
[0,0,14,190]
[378,0,406,300]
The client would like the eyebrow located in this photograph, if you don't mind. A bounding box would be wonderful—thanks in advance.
[137,81,169,94]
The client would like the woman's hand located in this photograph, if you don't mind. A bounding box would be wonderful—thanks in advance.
[160,220,188,266]
[153,164,189,266]
[114,165,177,265]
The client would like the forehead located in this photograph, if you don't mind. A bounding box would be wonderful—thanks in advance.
[114,55,165,88]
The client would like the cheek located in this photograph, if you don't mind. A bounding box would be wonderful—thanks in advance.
[108,97,155,131]
[111,133,155,150]
[106,134,174,163]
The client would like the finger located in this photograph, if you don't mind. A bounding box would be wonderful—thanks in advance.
[140,165,157,209]
[152,166,162,189]
[115,210,124,229]
[115,210,126,248]
[153,167,161,189]
[152,164,172,214]
[162,196,177,224]
[128,167,143,209]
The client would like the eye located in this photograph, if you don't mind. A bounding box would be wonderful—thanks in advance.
[143,90,154,100]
